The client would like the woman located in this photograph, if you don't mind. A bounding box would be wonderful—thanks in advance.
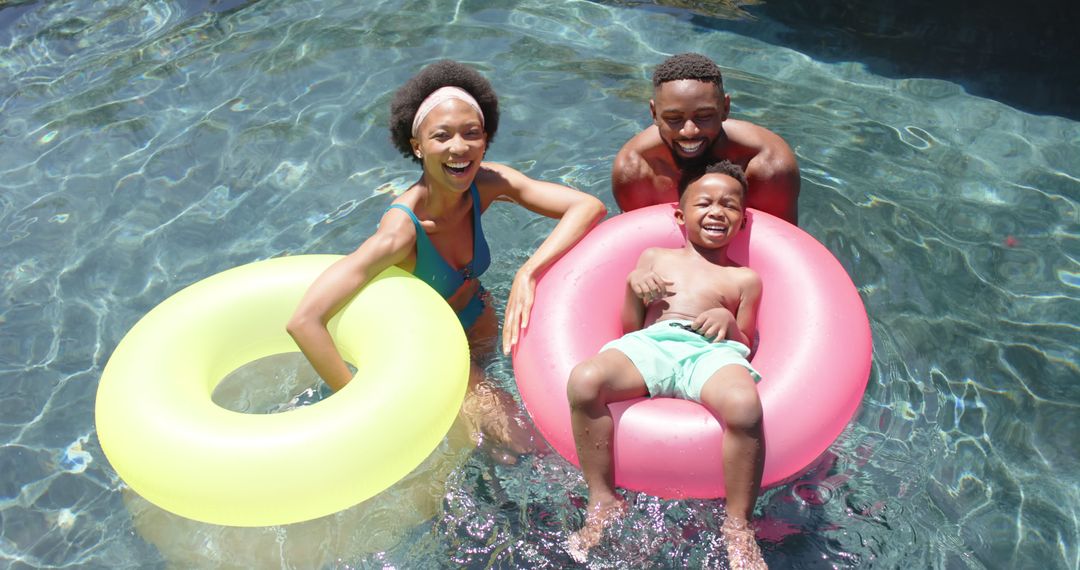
[287,60,605,455]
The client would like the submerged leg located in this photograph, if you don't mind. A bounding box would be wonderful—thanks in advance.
[720,516,768,570]
[699,365,767,569]
[460,364,540,462]
[457,305,541,463]
[564,349,648,561]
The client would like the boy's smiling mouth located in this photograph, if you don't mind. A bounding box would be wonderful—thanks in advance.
[702,223,728,236]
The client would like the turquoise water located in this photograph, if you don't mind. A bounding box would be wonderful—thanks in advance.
[2,0,1078,568]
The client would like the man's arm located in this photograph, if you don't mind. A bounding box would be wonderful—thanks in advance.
[745,151,800,225]
[728,120,801,224]
[612,134,678,212]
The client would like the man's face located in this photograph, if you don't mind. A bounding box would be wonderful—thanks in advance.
[650,80,730,167]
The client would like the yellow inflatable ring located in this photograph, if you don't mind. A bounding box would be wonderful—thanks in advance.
[95,255,469,527]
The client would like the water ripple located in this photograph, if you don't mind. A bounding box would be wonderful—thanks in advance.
[0,0,1078,568]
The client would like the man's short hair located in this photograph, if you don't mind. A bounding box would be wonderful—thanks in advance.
[652,53,723,91]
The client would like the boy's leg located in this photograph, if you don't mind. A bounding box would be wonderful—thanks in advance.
[566,349,649,510]
[565,349,648,559]
[697,364,764,522]
[698,365,768,569]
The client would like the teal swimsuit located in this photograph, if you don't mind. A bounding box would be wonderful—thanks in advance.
[386,183,491,329]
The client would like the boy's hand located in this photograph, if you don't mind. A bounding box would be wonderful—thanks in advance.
[691,308,739,342]
[628,269,674,305]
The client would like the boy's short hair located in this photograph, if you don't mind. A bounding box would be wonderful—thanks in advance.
[678,160,748,203]
[652,53,724,91]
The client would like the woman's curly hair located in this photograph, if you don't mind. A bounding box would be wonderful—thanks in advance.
[389,60,500,163]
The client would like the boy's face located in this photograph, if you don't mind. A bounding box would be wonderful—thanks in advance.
[675,173,746,249]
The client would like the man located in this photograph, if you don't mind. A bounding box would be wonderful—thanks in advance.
[612,53,800,225]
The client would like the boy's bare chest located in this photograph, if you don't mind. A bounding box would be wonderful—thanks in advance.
[663,261,742,313]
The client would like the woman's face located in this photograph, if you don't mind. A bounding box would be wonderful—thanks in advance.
[411,99,487,193]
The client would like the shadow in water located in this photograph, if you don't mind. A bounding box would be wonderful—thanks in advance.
[603,0,1080,120]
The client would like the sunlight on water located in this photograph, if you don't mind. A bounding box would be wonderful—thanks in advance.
[0,0,1077,568]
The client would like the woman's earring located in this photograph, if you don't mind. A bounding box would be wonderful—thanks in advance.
[415,150,423,159]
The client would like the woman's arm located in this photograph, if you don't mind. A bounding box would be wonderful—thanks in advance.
[286,210,415,391]
[479,163,606,354]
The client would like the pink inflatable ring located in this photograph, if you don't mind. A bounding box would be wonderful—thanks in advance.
[513,204,872,498]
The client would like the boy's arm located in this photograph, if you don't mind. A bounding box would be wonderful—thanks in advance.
[621,248,662,333]
[620,281,646,334]
[734,269,763,351]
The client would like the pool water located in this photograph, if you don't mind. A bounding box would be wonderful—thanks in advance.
[2,0,1077,568]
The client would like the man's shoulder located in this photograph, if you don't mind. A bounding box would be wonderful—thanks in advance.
[722,118,782,143]
[613,128,680,211]
[719,120,796,166]
[614,127,668,179]
[612,145,650,185]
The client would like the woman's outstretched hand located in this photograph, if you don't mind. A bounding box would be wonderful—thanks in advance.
[502,267,537,354]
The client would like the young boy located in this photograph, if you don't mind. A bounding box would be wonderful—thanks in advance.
[566,160,767,568]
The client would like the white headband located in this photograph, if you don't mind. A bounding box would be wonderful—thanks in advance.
[411,86,485,138]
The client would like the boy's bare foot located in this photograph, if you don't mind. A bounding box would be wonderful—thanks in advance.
[566,498,628,563]
[721,517,768,569]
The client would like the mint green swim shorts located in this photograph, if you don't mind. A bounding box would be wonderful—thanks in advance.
[600,319,761,403]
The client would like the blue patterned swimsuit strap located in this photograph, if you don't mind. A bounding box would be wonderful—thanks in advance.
[456,182,491,329]
[467,182,491,278]
[384,185,490,330]
[384,203,460,299]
